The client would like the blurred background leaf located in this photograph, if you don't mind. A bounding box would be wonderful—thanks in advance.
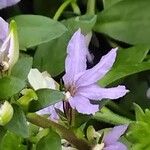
[94,0,150,45]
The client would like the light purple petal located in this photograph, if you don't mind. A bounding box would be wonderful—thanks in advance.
[76,48,118,87]
[69,95,99,115]
[37,101,63,121]
[0,0,21,9]
[77,84,129,100]
[104,125,128,146]
[104,142,127,150]
[63,29,87,85]
[0,17,8,41]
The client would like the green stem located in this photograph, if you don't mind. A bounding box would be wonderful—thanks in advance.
[27,113,91,150]
[53,0,73,20]
[93,107,133,125]
[71,109,76,127]
[71,1,81,15]
[86,0,96,15]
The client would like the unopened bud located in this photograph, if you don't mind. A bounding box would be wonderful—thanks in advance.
[0,101,13,126]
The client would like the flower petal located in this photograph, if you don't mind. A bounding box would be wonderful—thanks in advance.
[0,17,8,42]
[0,0,21,9]
[76,48,118,87]
[104,142,127,150]
[28,69,47,90]
[37,101,63,121]
[104,125,128,146]
[69,95,99,115]
[63,29,87,85]
[7,20,19,69]
[42,71,59,90]
[78,84,129,100]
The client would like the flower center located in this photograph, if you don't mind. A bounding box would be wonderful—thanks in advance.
[68,85,77,96]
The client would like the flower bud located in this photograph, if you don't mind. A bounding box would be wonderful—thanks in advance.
[0,101,13,126]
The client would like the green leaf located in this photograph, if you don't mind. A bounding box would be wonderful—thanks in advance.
[127,108,150,150]
[13,15,67,50]
[11,55,33,81]
[62,15,97,34]
[94,107,132,125]
[133,103,145,121]
[100,62,150,86]
[94,0,150,44]
[34,15,96,76]
[29,89,64,112]
[36,129,61,150]
[0,77,25,99]
[103,0,123,9]
[33,32,68,76]
[0,131,26,150]
[6,104,29,138]
[115,46,149,65]
[99,46,150,86]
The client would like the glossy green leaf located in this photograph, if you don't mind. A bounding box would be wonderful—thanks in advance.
[115,46,149,65]
[36,129,61,150]
[13,15,67,50]
[0,131,26,150]
[29,89,64,112]
[11,55,33,81]
[6,104,29,138]
[94,0,150,44]
[100,62,150,86]
[34,15,96,76]
[0,77,25,99]
[99,46,150,86]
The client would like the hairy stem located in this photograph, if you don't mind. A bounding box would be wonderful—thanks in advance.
[27,113,91,150]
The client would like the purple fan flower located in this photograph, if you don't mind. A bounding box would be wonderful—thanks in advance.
[37,29,128,120]
[0,0,21,9]
[103,125,128,150]
[62,29,129,115]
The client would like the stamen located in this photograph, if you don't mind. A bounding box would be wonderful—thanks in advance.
[65,91,71,101]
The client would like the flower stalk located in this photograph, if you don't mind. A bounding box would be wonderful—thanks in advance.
[53,0,73,20]
[86,0,96,15]
[27,113,91,150]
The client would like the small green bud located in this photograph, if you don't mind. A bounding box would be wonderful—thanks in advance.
[0,101,14,126]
